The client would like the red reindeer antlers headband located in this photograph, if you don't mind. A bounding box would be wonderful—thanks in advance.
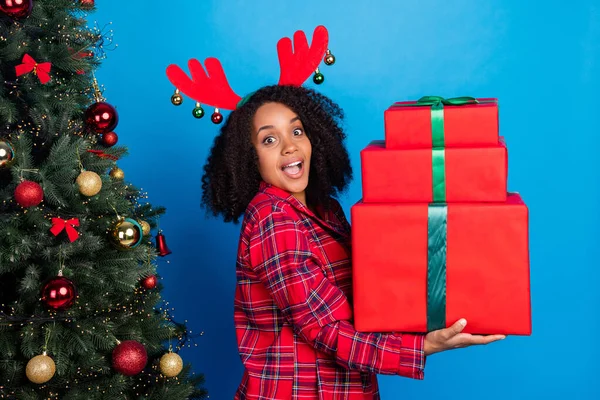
[165,25,336,123]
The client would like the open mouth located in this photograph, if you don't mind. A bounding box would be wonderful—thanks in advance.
[281,160,303,177]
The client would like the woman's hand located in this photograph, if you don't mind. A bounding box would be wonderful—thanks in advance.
[424,319,506,356]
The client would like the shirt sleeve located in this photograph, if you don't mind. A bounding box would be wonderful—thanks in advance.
[248,210,426,379]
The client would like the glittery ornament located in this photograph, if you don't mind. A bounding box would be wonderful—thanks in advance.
[139,220,151,236]
[160,352,183,377]
[14,180,43,208]
[26,353,55,384]
[101,131,118,147]
[141,275,157,290]
[109,167,124,180]
[112,340,147,376]
[76,170,102,197]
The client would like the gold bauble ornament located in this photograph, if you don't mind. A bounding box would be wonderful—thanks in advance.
[109,167,124,180]
[171,89,183,106]
[0,140,15,168]
[26,353,56,384]
[76,170,102,197]
[160,352,183,377]
[139,220,151,236]
[109,217,143,249]
[324,49,336,65]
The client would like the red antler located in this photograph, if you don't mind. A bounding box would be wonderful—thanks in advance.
[277,25,329,86]
[166,57,242,110]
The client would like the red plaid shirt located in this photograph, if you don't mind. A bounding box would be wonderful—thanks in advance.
[234,182,425,399]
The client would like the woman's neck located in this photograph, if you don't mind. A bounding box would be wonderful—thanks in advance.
[291,191,307,207]
[292,191,323,219]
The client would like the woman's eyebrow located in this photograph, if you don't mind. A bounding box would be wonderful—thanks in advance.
[256,125,274,134]
[257,116,301,135]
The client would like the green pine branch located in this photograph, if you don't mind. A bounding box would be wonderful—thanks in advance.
[0,0,207,398]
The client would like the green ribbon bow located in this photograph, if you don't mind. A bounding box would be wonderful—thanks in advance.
[416,95,480,106]
[427,203,448,331]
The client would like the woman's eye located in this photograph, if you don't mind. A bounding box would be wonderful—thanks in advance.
[263,136,276,145]
[293,128,303,135]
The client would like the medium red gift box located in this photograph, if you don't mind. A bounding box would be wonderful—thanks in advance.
[384,97,499,149]
[361,139,507,203]
[350,193,531,335]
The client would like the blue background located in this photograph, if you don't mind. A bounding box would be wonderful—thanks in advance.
[93,1,599,399]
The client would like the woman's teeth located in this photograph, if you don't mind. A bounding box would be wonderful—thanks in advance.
[282,161,302,175]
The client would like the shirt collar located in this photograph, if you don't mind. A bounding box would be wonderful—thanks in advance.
[258,180,347,237]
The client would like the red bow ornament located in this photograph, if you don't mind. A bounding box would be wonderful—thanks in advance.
[15,54,52,84]
[86,149,119,161]
[50,218,80,242]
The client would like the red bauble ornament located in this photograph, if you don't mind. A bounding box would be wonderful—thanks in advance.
[84,102,119,134]
[41,276,77,310]
[211,109,223,124]
[14,180,43,208]
[101,131,118,147]
[80,0,95,9]
[0,0,33,19]
[112,340,147,376]
[141,275,157,290]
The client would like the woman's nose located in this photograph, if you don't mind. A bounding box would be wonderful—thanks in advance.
[281,137,298,154]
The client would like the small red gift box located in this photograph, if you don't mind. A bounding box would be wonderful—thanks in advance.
[350,193,531,335]
[361,139,507,203]
[384,97,499,149]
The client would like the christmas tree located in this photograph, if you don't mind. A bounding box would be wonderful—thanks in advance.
[0,1,208,398]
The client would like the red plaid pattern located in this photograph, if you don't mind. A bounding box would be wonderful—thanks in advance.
[234,182,425,399]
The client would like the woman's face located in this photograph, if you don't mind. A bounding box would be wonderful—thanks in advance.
[251,102,312,205]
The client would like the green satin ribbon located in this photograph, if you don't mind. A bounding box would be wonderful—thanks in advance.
[395,96,482,202]
[415,96,479,148]
[427,203,447,332]
[432,148,446,202]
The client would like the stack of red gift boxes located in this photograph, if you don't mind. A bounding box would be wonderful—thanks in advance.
[351,96,531,335]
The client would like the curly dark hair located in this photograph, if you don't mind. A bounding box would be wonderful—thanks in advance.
[200,84,353,223]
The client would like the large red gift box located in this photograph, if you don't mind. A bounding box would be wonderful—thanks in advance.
[351,193,531,335]
[384,97,499,149]
[361,139,507,203]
